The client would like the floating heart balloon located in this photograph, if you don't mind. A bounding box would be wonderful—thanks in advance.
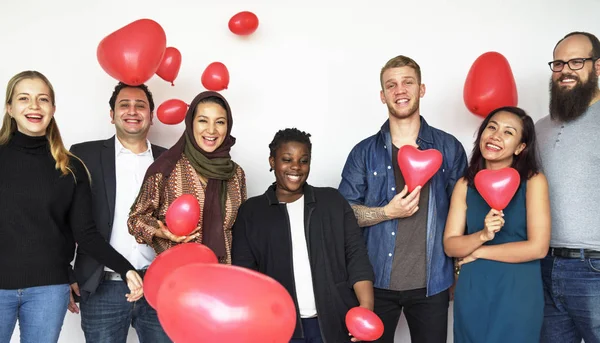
[474,167,520,210]
[97,19,166,86]
[143,243,217,309]
[345,307,384,341]
[157,264,297,343]
[165,194,201,237]
[157,99,188,125]
[397,145,443,192]
[463,51,518,117]
[156,47,182,86]
[201,62,230,91]
[228,11,259,36]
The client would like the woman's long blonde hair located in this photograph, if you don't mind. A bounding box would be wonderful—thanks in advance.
[1,71,82,177]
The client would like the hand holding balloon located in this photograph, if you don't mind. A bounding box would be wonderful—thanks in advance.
[480,209,505,242]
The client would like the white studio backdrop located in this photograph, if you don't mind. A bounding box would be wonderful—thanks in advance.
[1,0,599,341]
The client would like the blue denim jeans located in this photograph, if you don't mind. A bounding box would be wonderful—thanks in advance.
[80,280,171,343]
[541,254,600,343]
[0,283,70,343]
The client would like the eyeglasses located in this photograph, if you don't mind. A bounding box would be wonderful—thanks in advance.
[548,57,598,72]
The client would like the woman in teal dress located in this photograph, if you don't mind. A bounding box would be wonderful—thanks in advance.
[443,106,551,343]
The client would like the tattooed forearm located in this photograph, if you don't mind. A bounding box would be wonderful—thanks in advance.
[351,205,389,227]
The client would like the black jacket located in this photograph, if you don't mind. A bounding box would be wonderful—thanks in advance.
[69,136,166,299]
[231,183,374,343]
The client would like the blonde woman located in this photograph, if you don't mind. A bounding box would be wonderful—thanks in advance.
[0,71,143,343]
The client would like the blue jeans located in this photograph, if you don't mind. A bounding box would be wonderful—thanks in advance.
[0,284,70,343]
[80,280,171,343]
[541,254,600,343]
[290,317,324,343]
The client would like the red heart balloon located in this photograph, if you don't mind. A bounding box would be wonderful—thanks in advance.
[463,51,518,117]
[157,264,297,343]
[156,47,182,86]
[97,19,166,86]
[345,307,384,341]
[157,99,188,125]
[201,62,230,91]
[143,242,217,309]
[474,168,520,210]
[228,11,259,36]
[165,194,201,237]
[397,145,443,192]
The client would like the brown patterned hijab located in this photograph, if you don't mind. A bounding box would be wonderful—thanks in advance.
[144,91,236,258]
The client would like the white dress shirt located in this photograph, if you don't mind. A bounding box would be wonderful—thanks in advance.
[105,138,156,271]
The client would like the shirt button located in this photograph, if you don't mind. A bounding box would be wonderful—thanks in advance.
[391,232,395,236]
[384,145,387,149]
[388,253,392,257]
[373,171,377,176]
[388,166,391,169]
[391,187,395,191]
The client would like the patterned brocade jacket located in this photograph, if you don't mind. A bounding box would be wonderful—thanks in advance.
[128,154,247,264]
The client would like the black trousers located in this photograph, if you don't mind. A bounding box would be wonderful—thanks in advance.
[373,287,449,343]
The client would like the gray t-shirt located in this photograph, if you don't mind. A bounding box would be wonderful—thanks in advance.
[388,145,429,291]
[535,101,600,250]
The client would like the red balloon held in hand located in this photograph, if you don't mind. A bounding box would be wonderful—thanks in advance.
[143,243,217,309]
[464,51,518,117]
[397,145,443,192]
[97,19,166,86]
[157,263,297,343]
[345,307,384,341]
[156,47,182,86]
[228,11,259,35]
[201,62,230,91]
[165,194,201,236]
[157,99,188,125]
[474,167,520,210]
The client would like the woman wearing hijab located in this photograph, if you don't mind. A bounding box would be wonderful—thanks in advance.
[128,91,246,263]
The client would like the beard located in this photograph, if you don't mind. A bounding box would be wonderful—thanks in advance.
[549,70,599,122]
[387,98,420,119]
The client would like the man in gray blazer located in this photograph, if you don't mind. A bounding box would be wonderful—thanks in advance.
[69,82,170,343]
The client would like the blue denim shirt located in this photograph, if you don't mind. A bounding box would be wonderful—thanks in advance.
[338,117,467,296]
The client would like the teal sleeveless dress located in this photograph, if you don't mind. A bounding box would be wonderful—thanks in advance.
[453,183,543,343]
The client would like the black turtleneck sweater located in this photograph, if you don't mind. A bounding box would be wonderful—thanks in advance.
[0,131,135,289]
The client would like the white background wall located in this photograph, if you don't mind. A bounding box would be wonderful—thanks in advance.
[2,0,599,342]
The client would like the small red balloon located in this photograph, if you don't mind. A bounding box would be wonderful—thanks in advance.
[397,145,443,192]
[157,264,296,343]
[157,99,188,125]
[201,62,230,91]
[97,19,166,86]
[345,307,384,341]
[228,11,259,36]
[474,167,520,210]
[156,47,182,86]
[464,51,518,117]
[165,194,201,237]
[143,243,217,309]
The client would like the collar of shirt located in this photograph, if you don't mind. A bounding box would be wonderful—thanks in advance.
[114,137,153,158]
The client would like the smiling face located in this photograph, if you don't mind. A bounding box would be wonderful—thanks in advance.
[6,78,55,137]
[192,101,228,153]
[110,87,153,139]
[380,66,426,120]
[269,141,310,203]
[479,110,526,169]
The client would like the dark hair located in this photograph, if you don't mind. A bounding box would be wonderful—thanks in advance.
[108,82,155,112]
[268,128,312,159]
[554,31,600,59]
[196,96,227,112]
[465,106,540,187]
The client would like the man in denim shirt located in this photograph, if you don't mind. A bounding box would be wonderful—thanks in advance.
[338,55,467,343]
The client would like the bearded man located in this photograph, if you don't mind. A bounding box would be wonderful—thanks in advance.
[536,31,600,343]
